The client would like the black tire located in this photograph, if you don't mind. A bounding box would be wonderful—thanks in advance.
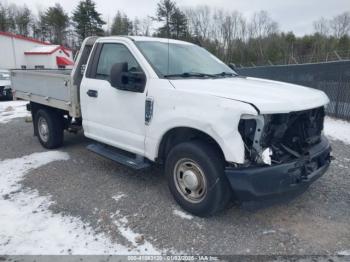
[34,109,64,149]
[165,140,232,217]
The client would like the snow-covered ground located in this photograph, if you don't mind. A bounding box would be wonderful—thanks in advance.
[324,117,350,145]
[0,101,29,123]
[0,100,349,255]
[338,250,350,256]
[173,209,194,220]
[0,151,161,255]
[0,101,163,254]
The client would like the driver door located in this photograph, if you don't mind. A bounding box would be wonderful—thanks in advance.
[81,42,147,155]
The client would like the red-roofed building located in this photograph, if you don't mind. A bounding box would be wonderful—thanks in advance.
[24,45,73,69]
[0,31,74,69]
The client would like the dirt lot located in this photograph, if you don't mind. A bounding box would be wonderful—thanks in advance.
[0,114,349,256]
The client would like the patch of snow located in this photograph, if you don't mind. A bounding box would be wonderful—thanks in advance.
[338,250,350,256]
[337,164,349,169]
[112,193,127,202]
[262,230,276,235]
[0,151,161,255]
[0,100,29,123]
[324,117,350,145]
[112,216,159,254]
[173,209,193,220]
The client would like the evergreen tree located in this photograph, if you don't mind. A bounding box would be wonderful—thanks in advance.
[14,5,32,36]
[6,4,18,33]
[155,0,188,39]
[111,11,132,35]
[156,0,176,37]
[41,3,69,44]
[72,0,105,41]
[170,7,188,39]
[0,3,9,31]
[337,35,350,51]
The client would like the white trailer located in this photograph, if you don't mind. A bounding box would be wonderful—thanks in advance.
[0,31,73,70]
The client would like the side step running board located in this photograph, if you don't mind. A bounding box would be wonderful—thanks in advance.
[87,143,151,170]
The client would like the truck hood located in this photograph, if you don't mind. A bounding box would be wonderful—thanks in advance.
[170,77,329,114]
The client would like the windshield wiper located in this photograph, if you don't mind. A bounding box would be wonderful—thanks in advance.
[213,72,238,77]
[164,72,216,78]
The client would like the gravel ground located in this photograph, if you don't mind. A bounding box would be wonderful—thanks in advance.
[0,118,349,255]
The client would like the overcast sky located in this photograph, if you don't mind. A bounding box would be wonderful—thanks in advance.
[2,0,349,36]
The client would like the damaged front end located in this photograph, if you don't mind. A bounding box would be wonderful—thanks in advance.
[239,106,327,165]
[225,106,332,201]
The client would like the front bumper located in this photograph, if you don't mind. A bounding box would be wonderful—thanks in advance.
[225,135,332,201]
[0,86,12,98]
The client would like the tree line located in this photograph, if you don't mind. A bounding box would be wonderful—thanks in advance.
[0,0,349,66]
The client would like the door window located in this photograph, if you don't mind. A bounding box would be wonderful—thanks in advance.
[95,43,142,80]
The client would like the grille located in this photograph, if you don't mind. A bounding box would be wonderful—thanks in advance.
[262,106,325,160]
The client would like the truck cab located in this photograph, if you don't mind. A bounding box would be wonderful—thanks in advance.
[12,36,332,216]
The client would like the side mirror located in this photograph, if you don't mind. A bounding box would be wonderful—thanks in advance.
[110,63,146,93]
[110,62,128,88]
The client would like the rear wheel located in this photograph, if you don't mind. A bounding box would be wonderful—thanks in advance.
[165,141,232,217]
[35,109,64,149]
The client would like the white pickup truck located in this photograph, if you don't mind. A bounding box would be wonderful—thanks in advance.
[12,36,332,216]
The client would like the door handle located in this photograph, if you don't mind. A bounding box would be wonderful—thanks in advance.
[87,89,98,98]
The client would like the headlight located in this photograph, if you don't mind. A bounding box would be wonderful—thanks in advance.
[0,73,10,80]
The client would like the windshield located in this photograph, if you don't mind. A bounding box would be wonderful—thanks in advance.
[135,41,237,78]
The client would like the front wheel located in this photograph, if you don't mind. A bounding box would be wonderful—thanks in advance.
[35,109,64,149]
[165,141,232,217]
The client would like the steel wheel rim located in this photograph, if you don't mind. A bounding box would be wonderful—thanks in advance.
[174,158,207,203]
[38,117,49,143]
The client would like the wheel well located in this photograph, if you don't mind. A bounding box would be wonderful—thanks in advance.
[157,127,225,164]
[30,102,68,135]
[30,102,67,116]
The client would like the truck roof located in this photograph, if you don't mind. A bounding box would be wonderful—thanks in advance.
[97,36,193,45]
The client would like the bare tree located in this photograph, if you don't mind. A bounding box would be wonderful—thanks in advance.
[249,11,278,38]
[330,12,350,38]
[212,9,225,42]
[133,17,140,35]
[139,16,153,36]
[313,17,329,36]
[248,11,278,59]
[221,11,245,48]
[185,5,211,39]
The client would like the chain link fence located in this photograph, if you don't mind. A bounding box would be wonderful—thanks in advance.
[232,50,350,68]
[236,60,350,120]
